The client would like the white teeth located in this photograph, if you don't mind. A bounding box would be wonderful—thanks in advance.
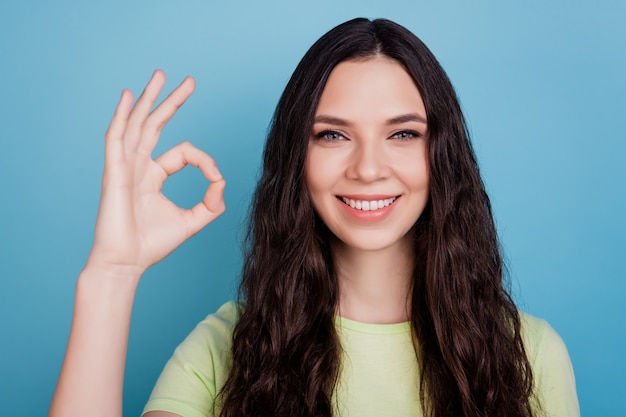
[340,197,397,211]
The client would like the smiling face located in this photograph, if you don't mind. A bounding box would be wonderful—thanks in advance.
[306,57,430,253]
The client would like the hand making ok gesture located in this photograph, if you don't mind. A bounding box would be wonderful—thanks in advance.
[50,70,224,417]
[86,70,226,276]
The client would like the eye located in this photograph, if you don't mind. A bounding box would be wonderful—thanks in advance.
[390,130,421,141]
[315,130,345,142]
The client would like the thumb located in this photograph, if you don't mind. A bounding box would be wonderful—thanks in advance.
[184,179,226,237]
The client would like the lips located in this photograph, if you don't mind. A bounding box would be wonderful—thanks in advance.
[339,196,398,211]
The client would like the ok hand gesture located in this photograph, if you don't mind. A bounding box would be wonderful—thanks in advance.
[86,70,226,276]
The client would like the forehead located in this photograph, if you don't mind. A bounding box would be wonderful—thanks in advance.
[315,57,426,120]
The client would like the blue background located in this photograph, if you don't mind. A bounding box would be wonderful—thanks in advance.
[1,1,624,415]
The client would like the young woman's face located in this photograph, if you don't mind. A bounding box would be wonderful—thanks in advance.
[306,57,430,252]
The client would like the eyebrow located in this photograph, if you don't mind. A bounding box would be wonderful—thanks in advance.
[314,113,427,126]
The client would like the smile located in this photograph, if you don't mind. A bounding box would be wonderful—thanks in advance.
[339,196,398,211]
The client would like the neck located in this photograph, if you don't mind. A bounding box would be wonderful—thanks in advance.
[333,236,414,324]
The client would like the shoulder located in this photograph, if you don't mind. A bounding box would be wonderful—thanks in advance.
[194,301,241,338]
[518,312,580,417]
[171,301,240,372]
[142,301,241,417]
[519,312,568,364]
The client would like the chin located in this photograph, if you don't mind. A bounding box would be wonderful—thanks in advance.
[331,229,414,253]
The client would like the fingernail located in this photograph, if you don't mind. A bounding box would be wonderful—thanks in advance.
[211,165,222,179]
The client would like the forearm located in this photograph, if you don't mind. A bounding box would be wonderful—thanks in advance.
[49,267,142,417]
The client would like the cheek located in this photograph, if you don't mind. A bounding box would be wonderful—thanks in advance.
[417,161,430,190]
[304,150,326,207]
[305,148,335,192]
[393,147,430,190]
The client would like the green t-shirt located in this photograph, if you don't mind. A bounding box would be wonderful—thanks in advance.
[143,302,579,417]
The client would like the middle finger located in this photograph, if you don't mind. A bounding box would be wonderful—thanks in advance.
[138,76,196,155]
[123,70,167,151]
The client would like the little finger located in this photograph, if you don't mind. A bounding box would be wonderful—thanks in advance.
[104,89,133,166]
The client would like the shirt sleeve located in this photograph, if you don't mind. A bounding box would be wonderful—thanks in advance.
[142,302,238,417]
[523,314,580,417]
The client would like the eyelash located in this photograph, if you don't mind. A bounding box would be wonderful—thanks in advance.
[315,130,345,141]
[390,130,421,141]
[314,129,422,142]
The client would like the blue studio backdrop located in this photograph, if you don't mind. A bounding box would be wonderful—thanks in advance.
[0,1,624,416]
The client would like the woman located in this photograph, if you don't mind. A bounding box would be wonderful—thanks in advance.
[49,18,579,417]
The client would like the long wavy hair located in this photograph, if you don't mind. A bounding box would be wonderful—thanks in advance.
[219,18,535,417]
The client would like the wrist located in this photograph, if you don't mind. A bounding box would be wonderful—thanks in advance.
[79,262,144,290]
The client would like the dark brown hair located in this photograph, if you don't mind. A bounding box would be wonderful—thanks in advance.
[219,18,535,417]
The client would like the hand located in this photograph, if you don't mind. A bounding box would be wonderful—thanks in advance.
[85,70,226,276]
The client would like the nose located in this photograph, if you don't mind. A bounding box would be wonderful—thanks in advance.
[346,139,390,183]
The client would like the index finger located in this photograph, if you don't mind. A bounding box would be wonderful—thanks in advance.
[154,141,223,183]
